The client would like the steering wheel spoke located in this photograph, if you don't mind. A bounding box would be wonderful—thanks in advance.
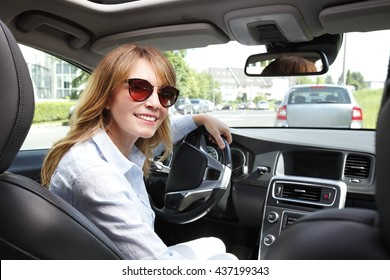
[165,189,213,211]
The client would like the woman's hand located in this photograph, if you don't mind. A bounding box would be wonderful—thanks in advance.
[192,114,232,149]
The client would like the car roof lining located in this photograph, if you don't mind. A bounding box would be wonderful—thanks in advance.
[1,0,390,69]
[91,23,230,54]
[225,5,313,45]
[320,0,390,34]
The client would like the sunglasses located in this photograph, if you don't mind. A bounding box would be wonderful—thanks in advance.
[125,78,179,108]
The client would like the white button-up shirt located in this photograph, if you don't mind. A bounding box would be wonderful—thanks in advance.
[49,115,197,259]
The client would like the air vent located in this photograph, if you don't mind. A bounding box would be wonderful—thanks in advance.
[280,184,321,202]
[344,155,371,179]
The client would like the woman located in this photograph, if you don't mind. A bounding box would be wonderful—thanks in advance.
[41,44,235,260]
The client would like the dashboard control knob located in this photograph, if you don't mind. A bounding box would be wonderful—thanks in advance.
[267,211,279,223]
[263,234,276,246]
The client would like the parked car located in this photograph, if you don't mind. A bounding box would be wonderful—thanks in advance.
[205,100,215,112]
[221,104,233,110]
[246,101,256,110]
[2,0,390,265]
[174,96,193,114]
[237,102,246,110]
[275,85,363,128]
[256,100,269,110]
[215,104,223,110]
[190,98,208,114]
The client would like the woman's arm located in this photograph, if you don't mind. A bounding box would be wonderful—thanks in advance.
[191,114,232,149]
[154,114,232,156]
[170,114,232,147]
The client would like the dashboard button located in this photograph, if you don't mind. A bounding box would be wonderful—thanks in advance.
[263,234,276,246]
[267,211,279,223]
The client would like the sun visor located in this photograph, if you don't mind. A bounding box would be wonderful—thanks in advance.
[320,0,390,33]
[91,23,229,54]
[224,5,313,45]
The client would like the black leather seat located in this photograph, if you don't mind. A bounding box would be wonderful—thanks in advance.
[265,57,390,259]
[0,20,124,259]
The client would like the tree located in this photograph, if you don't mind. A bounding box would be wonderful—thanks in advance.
[165,50,219,100]
[294,76,315,85]
[196,71,213,100]
[165,50,191,96]
[71,69,90,99]
[241,92,248,102]
[325,75,333,84]
[346,70,366,90]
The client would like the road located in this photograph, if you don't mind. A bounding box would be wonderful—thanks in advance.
[22,110,276,150]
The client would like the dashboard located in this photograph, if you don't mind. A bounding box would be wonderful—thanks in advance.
[230,128,376,194]
[224,128,377,259]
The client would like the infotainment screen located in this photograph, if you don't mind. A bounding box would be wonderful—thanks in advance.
[284,150,343,180]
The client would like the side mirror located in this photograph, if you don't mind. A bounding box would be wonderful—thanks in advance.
[244,51,329,77]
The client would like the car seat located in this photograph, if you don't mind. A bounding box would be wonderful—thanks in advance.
[265,57,390,259]
[0,20,124,259]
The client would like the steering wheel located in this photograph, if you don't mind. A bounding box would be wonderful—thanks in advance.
[151,126,232,224]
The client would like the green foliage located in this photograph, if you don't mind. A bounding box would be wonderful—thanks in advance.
[33,101,76,123]
[289,75,324,86]
[353,88,383,129]
[213,92,223,105]
[70,70,90,100]
[164,50,220,101]
[325,75,333,84]
[252,95,266,103]
[346,70,366,90]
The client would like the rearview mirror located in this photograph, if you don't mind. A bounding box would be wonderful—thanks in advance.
[244,51,329,77]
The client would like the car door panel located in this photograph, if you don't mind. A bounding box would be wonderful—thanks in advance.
[8,149,47,183]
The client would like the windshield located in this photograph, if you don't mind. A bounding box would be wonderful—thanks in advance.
[175,30,390,129]
[20,30,390,150]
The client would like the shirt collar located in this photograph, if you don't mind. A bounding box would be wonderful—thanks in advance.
[92,129,146,174]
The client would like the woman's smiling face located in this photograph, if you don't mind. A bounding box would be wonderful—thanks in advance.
[106,58,169,154]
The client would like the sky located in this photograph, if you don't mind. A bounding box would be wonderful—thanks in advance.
[186,30,390,83]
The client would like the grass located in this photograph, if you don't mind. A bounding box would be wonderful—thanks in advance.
[353,88,383,129]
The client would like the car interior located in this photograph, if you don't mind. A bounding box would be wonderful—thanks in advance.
[1,0,390,260]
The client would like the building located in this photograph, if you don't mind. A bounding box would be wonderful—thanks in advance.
[208,67,273,102]
[20,45,81,100]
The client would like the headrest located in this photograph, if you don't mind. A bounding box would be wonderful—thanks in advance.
[0,20,35,172]
[375,55,390,249]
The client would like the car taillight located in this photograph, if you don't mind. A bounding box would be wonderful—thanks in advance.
[277,105,287,120]
[352,106,363,121]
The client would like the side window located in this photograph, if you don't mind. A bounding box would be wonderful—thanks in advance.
[19,45,89,150]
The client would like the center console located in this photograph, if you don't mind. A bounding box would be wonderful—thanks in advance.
[258,175,347,259]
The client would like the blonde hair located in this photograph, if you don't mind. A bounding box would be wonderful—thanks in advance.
[41,44,176,187]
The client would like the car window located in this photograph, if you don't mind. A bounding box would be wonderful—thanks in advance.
[20,45,87,150]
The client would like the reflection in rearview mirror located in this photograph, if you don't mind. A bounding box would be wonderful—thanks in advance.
[245,51,329,77]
